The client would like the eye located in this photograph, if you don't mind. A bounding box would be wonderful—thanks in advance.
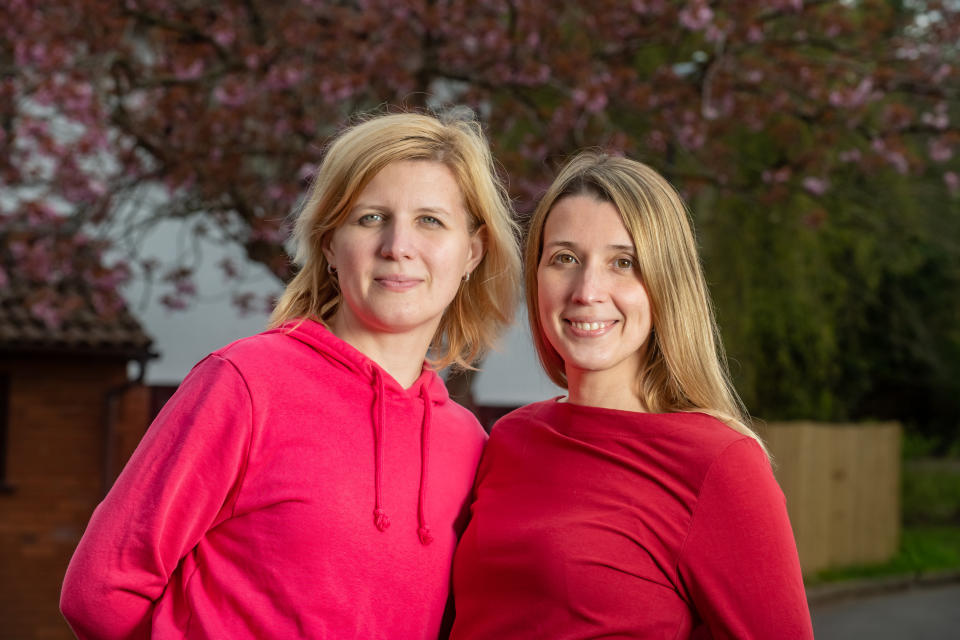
[357,213,384,226]
[419,215,444,227]
[614,257,634,270]
[551,253,578,265]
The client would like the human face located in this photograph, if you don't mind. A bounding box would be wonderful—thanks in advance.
[323,160,485,346]
[537,194,652,388]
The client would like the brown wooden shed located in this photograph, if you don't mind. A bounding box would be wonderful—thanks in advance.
[0,282,156,640]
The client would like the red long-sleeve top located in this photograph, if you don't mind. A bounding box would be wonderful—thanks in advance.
[451,399,813,639]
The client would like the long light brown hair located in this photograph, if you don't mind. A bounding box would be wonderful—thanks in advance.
[525,151,766,454]
[271,110,521,369]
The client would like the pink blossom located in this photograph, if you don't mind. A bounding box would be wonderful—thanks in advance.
[829,77,873,109]
[928,138,953,163]
[160,294,189,311]
[266,66,303,91]
[886,151,909,175]
[175,279,196,297]
[933,64,951,83]
[586,93,608,114]
[839,149,862,163]
[63,83,94,113]
[632,0,666,13]
[802,176,830,196]
[646,130,667,153]
[213,28,235,47]
[679,3,713,31]
[220,258,239,279]
[762,167,792,184]
[251,223,287,244]
[921,103,949,130]
[175,59,205,80]
[214,82,250,107]
[232,291,256,313]
[29,298,63,329]
[945,171,959,195]
[91,290,124,316]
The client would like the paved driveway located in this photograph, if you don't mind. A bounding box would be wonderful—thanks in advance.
[810,581,960,639]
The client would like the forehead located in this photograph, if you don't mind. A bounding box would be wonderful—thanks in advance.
[543,195,634,247]
[362,160,462,195]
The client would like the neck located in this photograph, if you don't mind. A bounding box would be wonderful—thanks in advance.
[566,368,647,413]
[329,315,435,389]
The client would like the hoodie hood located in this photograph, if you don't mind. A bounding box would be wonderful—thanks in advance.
[274,318,446,545]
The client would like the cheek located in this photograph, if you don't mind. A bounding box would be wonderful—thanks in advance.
[624,287,652,326]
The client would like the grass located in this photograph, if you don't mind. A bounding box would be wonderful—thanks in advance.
[809,526,960,584]
[807,450,960,586]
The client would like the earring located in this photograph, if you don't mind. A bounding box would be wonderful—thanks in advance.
[327,263,337,276]
[462,272,471,282]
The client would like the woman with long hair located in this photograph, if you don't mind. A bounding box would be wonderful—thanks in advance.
[451,151,813,639]
[61,110,521,639]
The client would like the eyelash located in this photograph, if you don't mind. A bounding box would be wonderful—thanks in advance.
[356,214,444,228]
[357,213,383,226]
[550,253,636,270]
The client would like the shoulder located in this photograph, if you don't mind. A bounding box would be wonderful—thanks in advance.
[488,399,557,435]
[700,436,776,497]
[661,412,766,470]
[213,328,303,365]
[440,396,488,445]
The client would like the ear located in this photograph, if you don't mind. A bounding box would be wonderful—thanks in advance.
[321,231,336,268]
[465,224,487,274]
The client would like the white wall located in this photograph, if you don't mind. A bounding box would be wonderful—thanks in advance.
[122,218,561,404]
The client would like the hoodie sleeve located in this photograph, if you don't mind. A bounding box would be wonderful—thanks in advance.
[677,438,814,640]
[60,354,253,640]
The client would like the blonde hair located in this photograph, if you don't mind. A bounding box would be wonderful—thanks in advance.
[270,110,521,370]
[525,151,767,454]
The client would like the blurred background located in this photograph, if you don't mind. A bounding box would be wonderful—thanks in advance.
[1,1,959,638]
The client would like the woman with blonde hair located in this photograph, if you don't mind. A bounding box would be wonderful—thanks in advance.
[451,151,813,639]
[61,110,521,639]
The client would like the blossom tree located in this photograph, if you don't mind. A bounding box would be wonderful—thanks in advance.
[2,0,958,424]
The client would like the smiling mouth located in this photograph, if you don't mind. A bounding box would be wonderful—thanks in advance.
[566,319,615,332]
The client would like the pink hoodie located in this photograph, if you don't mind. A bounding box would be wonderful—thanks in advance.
[61,319,487,639]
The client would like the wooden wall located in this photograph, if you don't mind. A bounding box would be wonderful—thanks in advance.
[758,421,902,576]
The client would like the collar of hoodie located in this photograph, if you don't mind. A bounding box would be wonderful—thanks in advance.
[277,318,445,545]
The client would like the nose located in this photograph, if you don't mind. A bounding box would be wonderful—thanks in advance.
[570,263,606,305]
[379,219,414,260]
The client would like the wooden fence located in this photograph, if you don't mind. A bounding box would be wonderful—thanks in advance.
[755,421,902,576]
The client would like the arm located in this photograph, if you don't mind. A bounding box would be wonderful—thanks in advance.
[60,354,253,640]
[677,438,814,640]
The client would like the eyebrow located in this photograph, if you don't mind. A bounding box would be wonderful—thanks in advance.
[350,203,452,216]
[544,240,635,253]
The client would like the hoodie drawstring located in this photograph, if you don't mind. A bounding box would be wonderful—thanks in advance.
[370,369,434,545]
[417,385,433,545]
[372,370,390,532]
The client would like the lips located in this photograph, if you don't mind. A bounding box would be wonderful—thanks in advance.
[564,319,616,335]
[374,275,423,291]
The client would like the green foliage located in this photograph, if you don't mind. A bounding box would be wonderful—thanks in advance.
[699,158,960,446]
[810,457,960,584]
[903,461,960,525]
[811,526,960,583]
